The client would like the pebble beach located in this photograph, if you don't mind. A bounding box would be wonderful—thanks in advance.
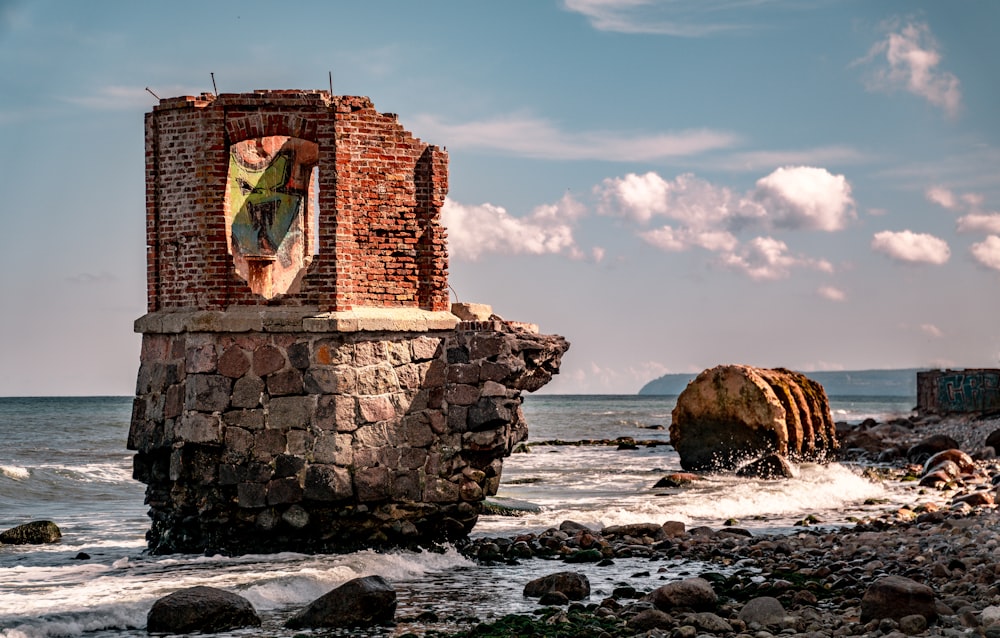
[442,414,1000,638]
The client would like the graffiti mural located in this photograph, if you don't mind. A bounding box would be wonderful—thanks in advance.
[226,136,318,299]
[935,370,1000,413]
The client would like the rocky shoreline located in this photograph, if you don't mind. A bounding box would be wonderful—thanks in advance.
[430,413,1000,638]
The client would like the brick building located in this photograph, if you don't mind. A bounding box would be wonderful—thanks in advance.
[129,91,568,554]
[145,90,449,312]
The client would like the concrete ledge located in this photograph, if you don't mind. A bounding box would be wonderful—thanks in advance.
[135,307,460,334]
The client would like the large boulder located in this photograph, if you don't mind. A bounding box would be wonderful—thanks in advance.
[670,365,837,471]
[860,575,937,622]
[286,575,397,629]
[146,586,260,633]
[0,520,61,545]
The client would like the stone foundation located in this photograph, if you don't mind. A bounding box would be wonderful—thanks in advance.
[128,309,568,555]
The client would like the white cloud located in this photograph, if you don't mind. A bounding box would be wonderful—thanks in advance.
[598,167,853,234]
[441,194,587,261]
[596,172,672,223]
[66,272,118,285]
[719,237,833,281]
[858,19,961,118]
[818,286,846,302]
[919,323,944,338]
[925,186,1000,234]
[597,167,852,279]
[410,113,738,161]
[926,186,958,210]
[971,236,1000,271]
[957,214,1000,235]
[561,0,784,37]
[871,230,950,265]
[752,166,856,231]
[710,145,869,173]
[63,85,181,111]
[641,227,738,252]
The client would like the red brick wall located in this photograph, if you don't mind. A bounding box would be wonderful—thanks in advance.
[145,91,450,313]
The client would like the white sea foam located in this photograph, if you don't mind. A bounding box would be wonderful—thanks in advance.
[0,465,29,480]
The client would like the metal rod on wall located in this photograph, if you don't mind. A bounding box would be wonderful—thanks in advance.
[211,72,218,95]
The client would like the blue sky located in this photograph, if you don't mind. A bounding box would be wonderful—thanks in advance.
[1,0,999,395]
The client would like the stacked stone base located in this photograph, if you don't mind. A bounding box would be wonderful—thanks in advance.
[128,310,568,555]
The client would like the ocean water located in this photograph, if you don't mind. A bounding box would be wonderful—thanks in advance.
[0,394,919,637]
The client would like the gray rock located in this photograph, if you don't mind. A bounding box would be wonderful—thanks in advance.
[860,575,937,622]
[285,575,397,629]
[690,611,733,632]
[899,613,928,635]
[523,571,591,601]
[0,520,61,545]
[146,586,260,633]
[646,577,717,612]
[626,608,674,632]
[739,596,788,627]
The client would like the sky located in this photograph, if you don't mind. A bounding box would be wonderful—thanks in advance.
[1,1,999,396]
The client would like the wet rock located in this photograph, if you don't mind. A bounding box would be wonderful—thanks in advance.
[860,575,937,623]
[923,448,975,475]
[907,434,960,462]
[954,490,994,507]
[646,577,717,612]
[602,522,665,540]
[523,571,591,601]
[689,611,733,632]
[626,608,674,632]
[654,472,700,488]
[670,365,836,471]
[0,520,61,545]
[146,586,260,633]
[285,575,396,629]
[899,613,928,634]
[737,454,797,479]
[538,591,569,606]
[986,429,1000,453]
[480,496,542,516]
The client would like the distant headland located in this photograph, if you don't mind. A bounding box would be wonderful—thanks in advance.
[638,368,921,397]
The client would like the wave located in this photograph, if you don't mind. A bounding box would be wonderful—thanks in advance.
[0,546,474,637]
[0,466,29,481]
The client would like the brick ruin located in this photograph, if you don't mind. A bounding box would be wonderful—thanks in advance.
[917,369,1000,415]
[128,90,569,555]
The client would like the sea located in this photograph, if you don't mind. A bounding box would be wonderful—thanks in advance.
[0,393,923,637]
